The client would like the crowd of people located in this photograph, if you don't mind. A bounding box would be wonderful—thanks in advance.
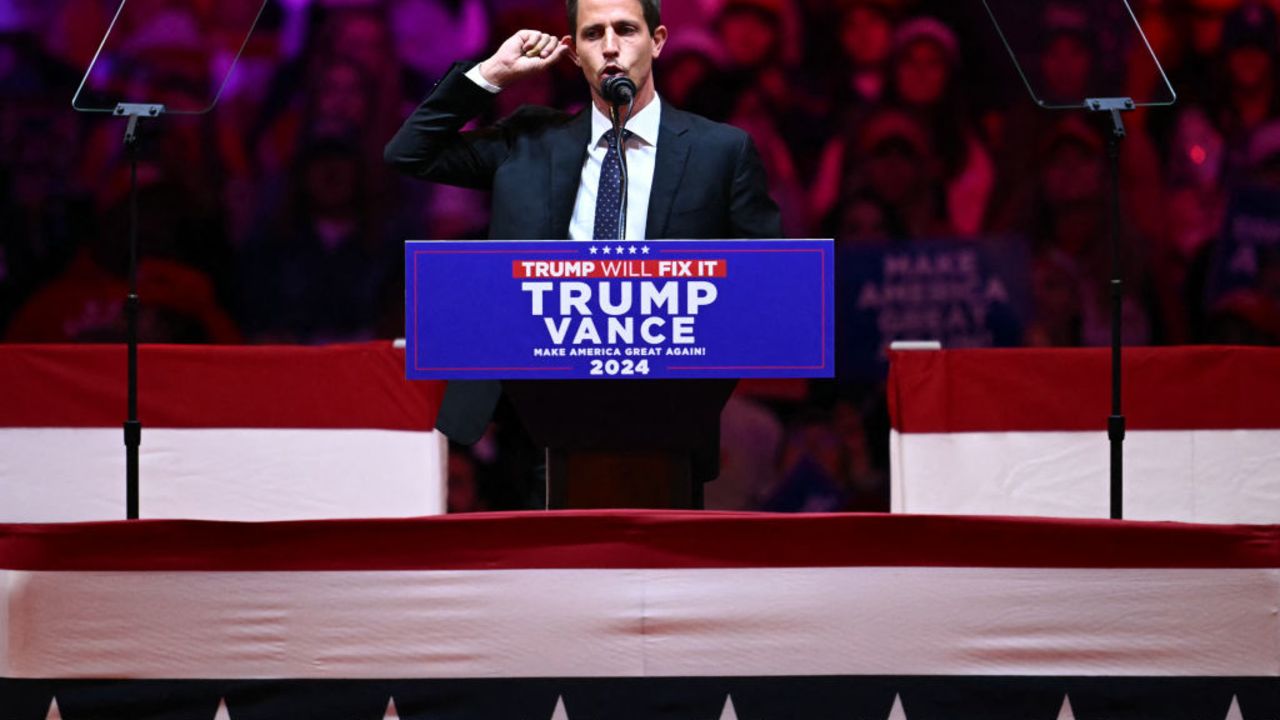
[2,0,1279,512]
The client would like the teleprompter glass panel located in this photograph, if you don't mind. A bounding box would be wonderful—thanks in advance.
[982,0,1176,109]
[73,0,268,114]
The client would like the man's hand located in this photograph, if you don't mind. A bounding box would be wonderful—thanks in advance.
[477,30,570,89]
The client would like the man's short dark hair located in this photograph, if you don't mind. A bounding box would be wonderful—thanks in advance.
[567,0,661,36]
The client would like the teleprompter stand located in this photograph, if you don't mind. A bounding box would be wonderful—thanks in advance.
[982,0,1176,519]
[72,0,268,518]
[504,380,736,509]
[117,103,164,520]
[1090,97,1133,520]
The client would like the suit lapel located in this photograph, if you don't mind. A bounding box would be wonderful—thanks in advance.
[549,111,592,238]
[646,106,692,240]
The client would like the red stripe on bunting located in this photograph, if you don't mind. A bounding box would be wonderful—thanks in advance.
[888,346,1280,433]
[0,343,444,430]
[1,511,1278,571]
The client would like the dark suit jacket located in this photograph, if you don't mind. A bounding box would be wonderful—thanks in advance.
[386,62,782,446]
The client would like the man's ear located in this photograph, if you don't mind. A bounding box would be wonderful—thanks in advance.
[565,35,581,67]
[651,25,668,58]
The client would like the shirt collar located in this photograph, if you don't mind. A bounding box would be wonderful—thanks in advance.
[590,94,661,148]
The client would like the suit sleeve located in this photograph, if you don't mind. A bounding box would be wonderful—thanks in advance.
[728,134,784,239]
[383,62,511,190]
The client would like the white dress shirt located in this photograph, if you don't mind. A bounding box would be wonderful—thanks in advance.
[465,66,661,241]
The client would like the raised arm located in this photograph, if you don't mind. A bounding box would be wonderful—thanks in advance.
[383,30,570,189]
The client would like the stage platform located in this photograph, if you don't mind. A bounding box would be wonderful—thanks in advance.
[889,346,1280,523]
[0,342,447,522]
[2,511,1278,719]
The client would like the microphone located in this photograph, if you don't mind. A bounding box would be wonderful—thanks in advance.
[600,75,635,242]
[601,76,636,106]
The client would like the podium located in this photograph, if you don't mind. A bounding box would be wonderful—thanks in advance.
[405,239,834,509]
[505,379,735,508]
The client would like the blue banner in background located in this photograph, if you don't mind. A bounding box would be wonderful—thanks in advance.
[405,240,834,380]
[1209,184,1280,304]
[837,238,1031,381]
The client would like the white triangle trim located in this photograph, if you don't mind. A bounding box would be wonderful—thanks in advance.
[719,694,739,720]
[886,693,908,720]
[549,695,570,720]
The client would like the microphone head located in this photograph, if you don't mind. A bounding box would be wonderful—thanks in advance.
[601,76,637,106]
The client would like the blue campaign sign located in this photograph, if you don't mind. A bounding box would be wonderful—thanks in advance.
[1208,184,1280,305]
[837,237,1031,381]
[405,239,834,380]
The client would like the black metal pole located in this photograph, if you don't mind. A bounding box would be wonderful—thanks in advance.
[124,115,142,520]
[1105,108,1127,521]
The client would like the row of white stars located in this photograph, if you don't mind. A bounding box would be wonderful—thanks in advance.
[589,245,650,255]
[40,692,1252,720]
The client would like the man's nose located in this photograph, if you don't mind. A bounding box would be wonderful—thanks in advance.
[603,29,619,56]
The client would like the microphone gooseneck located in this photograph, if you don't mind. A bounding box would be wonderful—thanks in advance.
[603,78,636,242]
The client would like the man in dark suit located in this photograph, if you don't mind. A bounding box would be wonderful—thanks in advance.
[385,0,782,501]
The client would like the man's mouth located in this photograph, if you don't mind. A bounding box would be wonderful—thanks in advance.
[601,66,626,79]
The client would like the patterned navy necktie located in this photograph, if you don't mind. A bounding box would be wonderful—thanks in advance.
[593,128,633,241]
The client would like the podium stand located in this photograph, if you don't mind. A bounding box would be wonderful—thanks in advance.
[405,238,835,510]
[504,380,735,509]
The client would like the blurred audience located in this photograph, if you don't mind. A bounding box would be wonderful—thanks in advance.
[6,177,239,343]
[236,138,401,343]
[886,17,994,236]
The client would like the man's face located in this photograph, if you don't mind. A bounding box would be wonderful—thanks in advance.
[570,0,667,104]
[895,39,949,106]
[334,14,390,75]
[1041,34,1092,104]
[1228,46,1273,92]
[718,8,779,69]
[842,6,892,67]
[1042,140,1104,208]
[315,63,371,137]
